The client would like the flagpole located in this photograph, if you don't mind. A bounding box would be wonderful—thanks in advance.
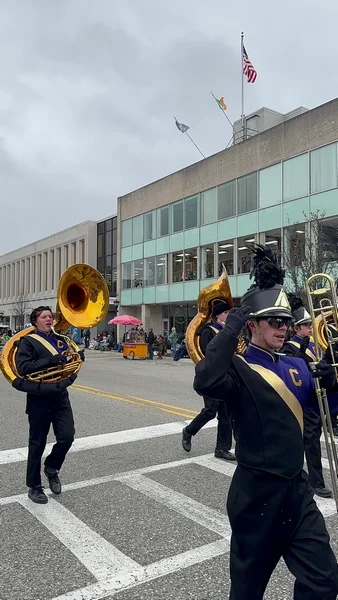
[185,131,205,158]
[210,92,233,127]
[241,31,245,140]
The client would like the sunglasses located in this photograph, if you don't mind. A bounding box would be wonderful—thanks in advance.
[264,317,293,329]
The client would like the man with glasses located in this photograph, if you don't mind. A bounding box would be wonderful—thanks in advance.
[282,294,332,498]
[194,245,338,600]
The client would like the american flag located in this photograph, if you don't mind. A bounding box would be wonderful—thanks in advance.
[243,45,257,83]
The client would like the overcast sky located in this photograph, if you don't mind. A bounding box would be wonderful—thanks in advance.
[0,0,337,254]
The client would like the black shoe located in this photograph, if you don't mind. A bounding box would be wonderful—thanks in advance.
[28,486,48,504]
[44,467,62,495]
[182,428,192,452]
[312,487,333,499]
[214,449,237,461]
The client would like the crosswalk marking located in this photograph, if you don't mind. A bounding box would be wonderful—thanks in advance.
[0,419,217,465]
[3,420,338,600]
[119,473,231,538]
[18,495,139,579]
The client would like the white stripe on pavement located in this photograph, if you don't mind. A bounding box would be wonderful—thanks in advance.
[0,419,217,465]
[49,539,230,600]
[17,496,139,580]
[118,473,231,538]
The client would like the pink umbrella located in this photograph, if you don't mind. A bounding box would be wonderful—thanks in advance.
[108,315,142,326]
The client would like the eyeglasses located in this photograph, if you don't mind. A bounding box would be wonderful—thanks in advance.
[265,317,293,329]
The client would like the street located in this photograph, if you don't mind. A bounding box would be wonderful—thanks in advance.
[1,351,338,600]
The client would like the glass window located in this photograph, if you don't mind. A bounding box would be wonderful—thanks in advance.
[237,172,257,214]
[105,219,112,232]
[104,270,112,293]
[218,180,236,220]
[144,256,155,286]
[105,255,112,268]
[97,222,104,235]
[201,188,217,225]
[122,262,132,289]
[157,206,170,236]
[113,216,117,230]
[283,226,305,266]
[172,200,184,233]
[172,251,184,282]
[112,269,117,296]
[218,241,234,276]
[97,234,104,258]
[263,229,282,262]
[237,235,256,274]
[156,254,167,285]
[132,215,143,244]
[97,257,104,272]
[259,164,281,208]
[283,153,309,201]
[185,195,199,229]
[112,231,117,254]
[310,143,337,194]
[318,217,338,262]
[112,254,117,268]
[144,211,156,241]
[122,219,132,247]
[133,259,143,287]
[201,245,214,279]
[105,231,112,254]
[184,249,198,280]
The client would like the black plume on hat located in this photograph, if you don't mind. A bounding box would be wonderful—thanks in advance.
[249,244,285,289]
[241,244,291,318]
[287,293,304,312]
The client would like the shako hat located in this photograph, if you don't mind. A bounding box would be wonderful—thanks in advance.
[288,293,312,325]
[212,300,231,318]
[241,244,291,318]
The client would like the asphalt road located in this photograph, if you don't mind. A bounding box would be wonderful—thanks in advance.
[1,350,337,600]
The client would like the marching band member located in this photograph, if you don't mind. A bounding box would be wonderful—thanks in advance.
[15,306,83,505]
[282,294,332,498]
[182,300,235,461]
[194,245,338,600]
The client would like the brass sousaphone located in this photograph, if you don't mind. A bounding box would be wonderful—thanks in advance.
[186,266,246,364]
[0,264,109,386]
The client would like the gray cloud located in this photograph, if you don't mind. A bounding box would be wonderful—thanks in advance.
[0,0,337,253]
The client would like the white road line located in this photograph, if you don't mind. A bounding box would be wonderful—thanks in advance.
[118,473,231,538]
[0,419,217,465]
[49,539,230,600]
[17,496,139,580]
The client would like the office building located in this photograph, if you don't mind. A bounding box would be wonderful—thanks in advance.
[118,98,338,335]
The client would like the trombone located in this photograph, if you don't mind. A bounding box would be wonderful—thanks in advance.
[306,273,338,511]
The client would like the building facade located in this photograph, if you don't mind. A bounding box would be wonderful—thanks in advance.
[0,221,97,330]
[118,98,338,336]
[96,215,119,332]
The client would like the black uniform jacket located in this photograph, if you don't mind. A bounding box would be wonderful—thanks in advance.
[198,321,222,355]
[14,332,77,398]
[194,328,314,479]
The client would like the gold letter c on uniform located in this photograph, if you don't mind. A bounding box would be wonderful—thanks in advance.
[289,369,302,387]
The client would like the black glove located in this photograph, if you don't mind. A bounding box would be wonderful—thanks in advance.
[225,306,252,337]
[312,361,336,390]
[49,354,68,366]
[78,350,85,362]
[324,343,338,365]
[299,336,310,354]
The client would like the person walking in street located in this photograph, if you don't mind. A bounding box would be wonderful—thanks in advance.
[14,306,84,505]
[84,328,91,349]
[169,327,178,354]
[147,328,155,360]
[182,300,236,461]
[282,294,332,498]
[194,245,338,599]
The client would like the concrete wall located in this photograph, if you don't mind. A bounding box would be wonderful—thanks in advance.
[0,221,97,329]
[118,98,338,221]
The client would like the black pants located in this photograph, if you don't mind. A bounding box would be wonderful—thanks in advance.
[84,337,90,348]
[304,408,325,489]
[227,466,338,599]
[26,393,75,488]
[185,397,232,451]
